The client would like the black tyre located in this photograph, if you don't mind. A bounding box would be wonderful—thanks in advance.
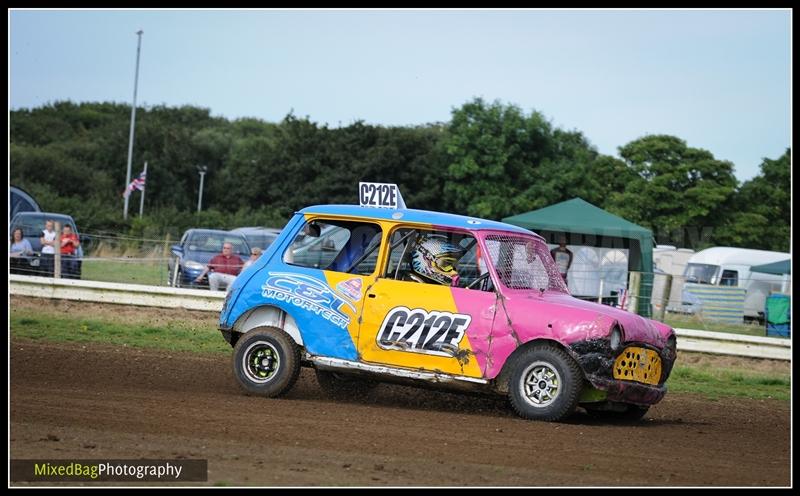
[508,344,584,422]
[232,327,301,397]
[585,403,650,421]
[315,369,378,399]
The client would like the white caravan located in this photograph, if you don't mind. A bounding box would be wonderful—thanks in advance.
[653,245,695,314]
[682,247,790,320]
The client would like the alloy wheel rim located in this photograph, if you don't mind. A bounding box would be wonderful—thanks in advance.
[520,361,561,408]
[243,341,280,383]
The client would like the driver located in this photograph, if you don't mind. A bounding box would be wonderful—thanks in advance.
[408,234,465,286]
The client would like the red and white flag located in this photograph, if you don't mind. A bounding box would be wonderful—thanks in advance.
[122,170,146,198]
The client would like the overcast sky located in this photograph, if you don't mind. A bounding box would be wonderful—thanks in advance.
[9,9,792,182]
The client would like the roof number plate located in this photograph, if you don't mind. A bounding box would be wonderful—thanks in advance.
[359,182,405,209]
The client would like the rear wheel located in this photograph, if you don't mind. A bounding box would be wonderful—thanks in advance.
[508,344,583,422]
[232,327,300,397]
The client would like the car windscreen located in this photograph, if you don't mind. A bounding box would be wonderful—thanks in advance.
[187,233,249,256]
[484,235,568,292]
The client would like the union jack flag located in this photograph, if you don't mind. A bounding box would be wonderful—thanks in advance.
[617,287,628,310]
[123,170,146,198]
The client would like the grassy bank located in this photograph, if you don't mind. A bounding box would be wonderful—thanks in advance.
[81,258,167,286]
[10,309,228,355]
[663,312,769,337]
[666,365,789,401]
[10,304,790,402]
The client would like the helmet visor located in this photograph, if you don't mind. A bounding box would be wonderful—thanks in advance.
[433,254,459,273]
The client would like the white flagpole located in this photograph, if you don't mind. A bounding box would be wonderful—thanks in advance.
[124,30,144,220]
[139,161,148,217]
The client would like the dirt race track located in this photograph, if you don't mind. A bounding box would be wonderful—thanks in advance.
[10,338,791,487]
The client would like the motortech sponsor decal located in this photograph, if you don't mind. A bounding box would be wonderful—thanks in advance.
[377,306,472,357]
[262,272,355,329]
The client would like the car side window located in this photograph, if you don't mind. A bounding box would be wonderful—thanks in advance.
[283,219,382,274]
[383,227,490,291]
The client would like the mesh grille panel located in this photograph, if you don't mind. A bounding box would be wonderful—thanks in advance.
[484,235,568,292]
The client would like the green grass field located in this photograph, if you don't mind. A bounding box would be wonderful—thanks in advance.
[10,310,228,355]
[10,304,790,402]
[666,364,789,401]
[663,312,769,337]
[82,258,167,286]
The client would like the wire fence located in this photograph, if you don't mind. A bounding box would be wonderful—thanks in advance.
[82,231,176,286]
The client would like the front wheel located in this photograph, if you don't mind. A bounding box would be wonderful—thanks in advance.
[232,327,300,397]
[508,344,583,422]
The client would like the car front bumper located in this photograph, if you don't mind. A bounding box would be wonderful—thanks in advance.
[570,338,676,406]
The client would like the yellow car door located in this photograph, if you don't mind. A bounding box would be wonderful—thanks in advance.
[357,227,496,378]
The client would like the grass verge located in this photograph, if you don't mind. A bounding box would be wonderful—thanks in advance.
[81,258,167,286]
[10,311,229,355]
[666,364,789,401]
[663,312,770,337]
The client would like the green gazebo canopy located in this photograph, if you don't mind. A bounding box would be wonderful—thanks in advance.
[503,197,652,242]
[503,198,655,316]
[751,259,791,275]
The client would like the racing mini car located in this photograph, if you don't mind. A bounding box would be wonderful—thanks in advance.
[218,186,677,421]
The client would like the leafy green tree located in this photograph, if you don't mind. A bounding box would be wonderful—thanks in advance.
[714,149,790,251]
[580,155,642,209]
[514,129,602,211]
[10,100,787,255]
[606,135,738,248]
[444,98,549,218]
[443,98,609,219]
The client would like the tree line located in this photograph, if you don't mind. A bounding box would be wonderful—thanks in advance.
[9,98,790,252]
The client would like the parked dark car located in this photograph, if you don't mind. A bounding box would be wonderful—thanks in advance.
[167,229,251,288]
[230,227,282,251]
[9,212,88,279]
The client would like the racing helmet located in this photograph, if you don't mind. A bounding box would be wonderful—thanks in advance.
[410,234,465,286]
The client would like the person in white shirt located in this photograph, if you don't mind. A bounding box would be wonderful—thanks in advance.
[40,220,57,277]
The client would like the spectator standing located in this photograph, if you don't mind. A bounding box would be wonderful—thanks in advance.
[550,235,574,287]
[59,224,81,278]
[195,242,244,291]
[40,220,57,277]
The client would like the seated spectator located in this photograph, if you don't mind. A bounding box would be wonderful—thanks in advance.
[59,224,81,278]
[10,228,33,274]
[243,247,263,270]
[195,242,244,291]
